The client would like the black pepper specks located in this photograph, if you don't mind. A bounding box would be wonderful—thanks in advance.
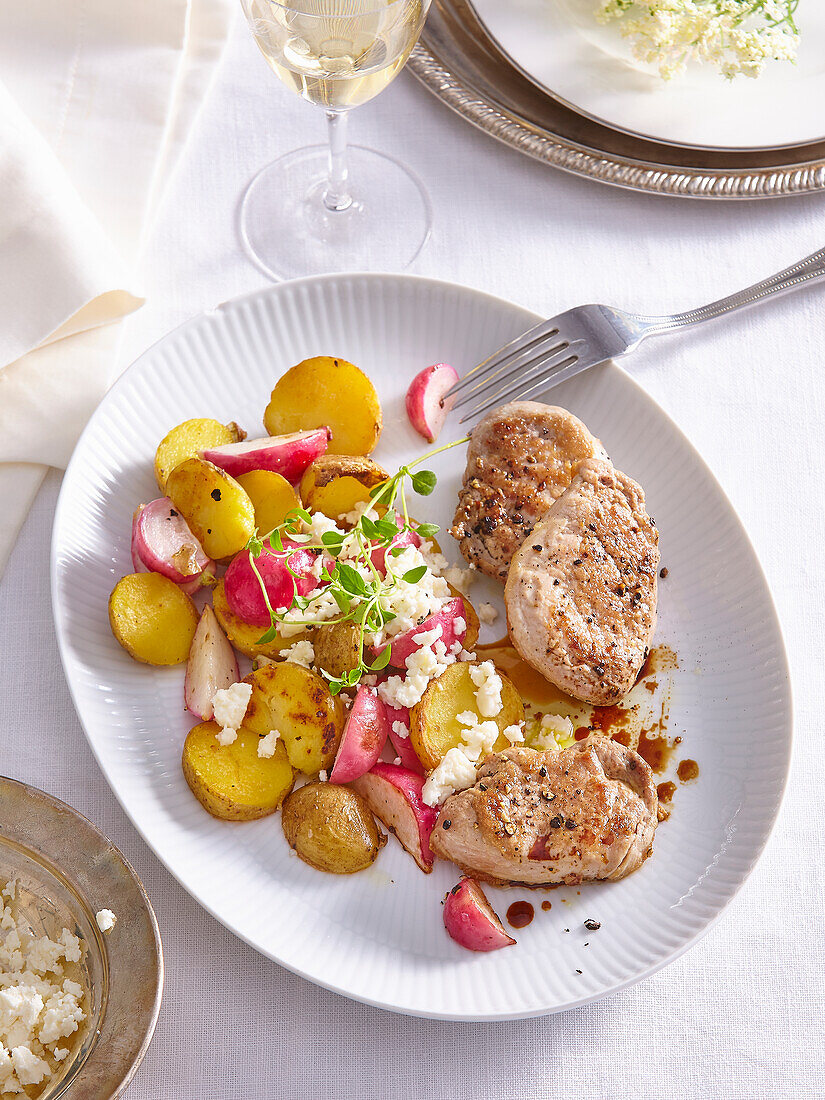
[442,820,452,830]
[211,488,222,501]
[584,919,601,931]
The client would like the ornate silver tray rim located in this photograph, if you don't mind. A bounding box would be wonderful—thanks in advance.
[409,8,825,200]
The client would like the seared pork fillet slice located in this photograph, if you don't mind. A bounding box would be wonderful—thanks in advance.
[505,459,658,705]
[430,738,657,887]
[450,402,608,582]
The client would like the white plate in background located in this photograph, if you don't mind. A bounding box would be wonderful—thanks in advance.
[470,0,825,149]
[52,273,791,1018]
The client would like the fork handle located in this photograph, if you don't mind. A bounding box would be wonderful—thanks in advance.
[627,245,825,338]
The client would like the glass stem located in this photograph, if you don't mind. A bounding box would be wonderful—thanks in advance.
[323,110,353,213]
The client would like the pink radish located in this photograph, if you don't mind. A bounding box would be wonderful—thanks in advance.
[405,363,459,444]
[386,597,467,668]
[383,702,424,774]
[329,686,390,783]
[368,513,421,575]
[351,763,437,872]
[201,427,329,483]
[442,877,516,952]
[131,499,216,595]
[223,540,324,627]
[184,606,239,720]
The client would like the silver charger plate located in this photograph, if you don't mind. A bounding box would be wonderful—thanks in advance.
[0,777,163,1099]
[409,0,825,199]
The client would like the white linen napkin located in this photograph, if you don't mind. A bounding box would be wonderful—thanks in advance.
[0,0,233,576]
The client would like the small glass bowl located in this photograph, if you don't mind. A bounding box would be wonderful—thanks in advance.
[0,778,162,1099]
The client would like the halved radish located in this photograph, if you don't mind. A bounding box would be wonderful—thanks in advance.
[329,686,389,783]
[384,702,424,774]
[405,363,459,444]
[387,597,467,667]
[442,877,516,952]
[223,540,324,627]
[351,763,437,872]
[131,499,216,595]
[368,513,421,575]
[201,428,330,483]
[184,606,239,719]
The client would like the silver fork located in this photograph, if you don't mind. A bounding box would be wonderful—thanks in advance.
[446,246,825,422]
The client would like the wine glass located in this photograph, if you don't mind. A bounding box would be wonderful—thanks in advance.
[239,0,433,280]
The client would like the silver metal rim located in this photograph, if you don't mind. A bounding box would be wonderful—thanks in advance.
[409,40,825,199]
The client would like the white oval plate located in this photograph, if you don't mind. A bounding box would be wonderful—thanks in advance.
[470,0,825,150]
[52,274,791,1019]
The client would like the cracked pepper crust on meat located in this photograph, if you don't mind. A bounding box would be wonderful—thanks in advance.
[505,458,659,705]
[430,737,658,887]
[450,402,608,581]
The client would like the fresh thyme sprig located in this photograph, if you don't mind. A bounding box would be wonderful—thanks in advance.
[244,436,468,694]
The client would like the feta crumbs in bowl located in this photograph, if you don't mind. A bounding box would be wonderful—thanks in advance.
[0,878,93,1097]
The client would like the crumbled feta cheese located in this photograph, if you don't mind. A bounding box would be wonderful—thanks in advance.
[393,756,402,766]
[377,635,457,709]
[281,639,315,668]
[212,681,252,745]
[477,603,499,625]
[529,714,575,750]
[95,909,117,934]
[442,564,476,594]
[503,722,525,744]
[423,747,478,806]
[469,661,503,718]
[11,1045,50,1086]
[391,720,409,739]
[453,617,466,635]
[318,770,328,782]
[0,881,87,1091]
[257,731,280,759]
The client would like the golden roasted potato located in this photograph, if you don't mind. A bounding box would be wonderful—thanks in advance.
[154,418,244,492]
[313,620,362,679]
[109,572,198,665]
[299,455,388,520]
[165,457,255,561]
[182,722,294,821]
[264,356,382,456]
[243,663,344,774]
[409,661,525,771]
[211,578,307,659]
[281,782,384,874]
[446,584,480,652]
[236,470,300,536]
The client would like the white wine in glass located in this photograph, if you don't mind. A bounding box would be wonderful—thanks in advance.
[240,0,433,279]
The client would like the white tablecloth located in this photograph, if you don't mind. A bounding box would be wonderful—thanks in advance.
[2,16,823,1098]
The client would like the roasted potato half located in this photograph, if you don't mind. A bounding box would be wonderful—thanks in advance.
[264,356,382,456]
[243,663,344,773]
[154,417,244,492]
[182,721,294,821]
[313,620,362,679]
[281,782,384,874]
[299,455,388,519]
[409,661,525,772]
[165,457,255,561]
[109,572,198,665]
[236,470,300,536]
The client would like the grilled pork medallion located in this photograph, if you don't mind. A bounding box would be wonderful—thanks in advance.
[431,737,658,887]
[505,458,659,705]
[450,402,608,581]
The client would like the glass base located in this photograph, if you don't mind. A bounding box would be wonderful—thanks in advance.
[239,144,432,280]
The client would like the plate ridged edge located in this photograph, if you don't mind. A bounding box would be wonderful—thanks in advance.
[409,42,825,199]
